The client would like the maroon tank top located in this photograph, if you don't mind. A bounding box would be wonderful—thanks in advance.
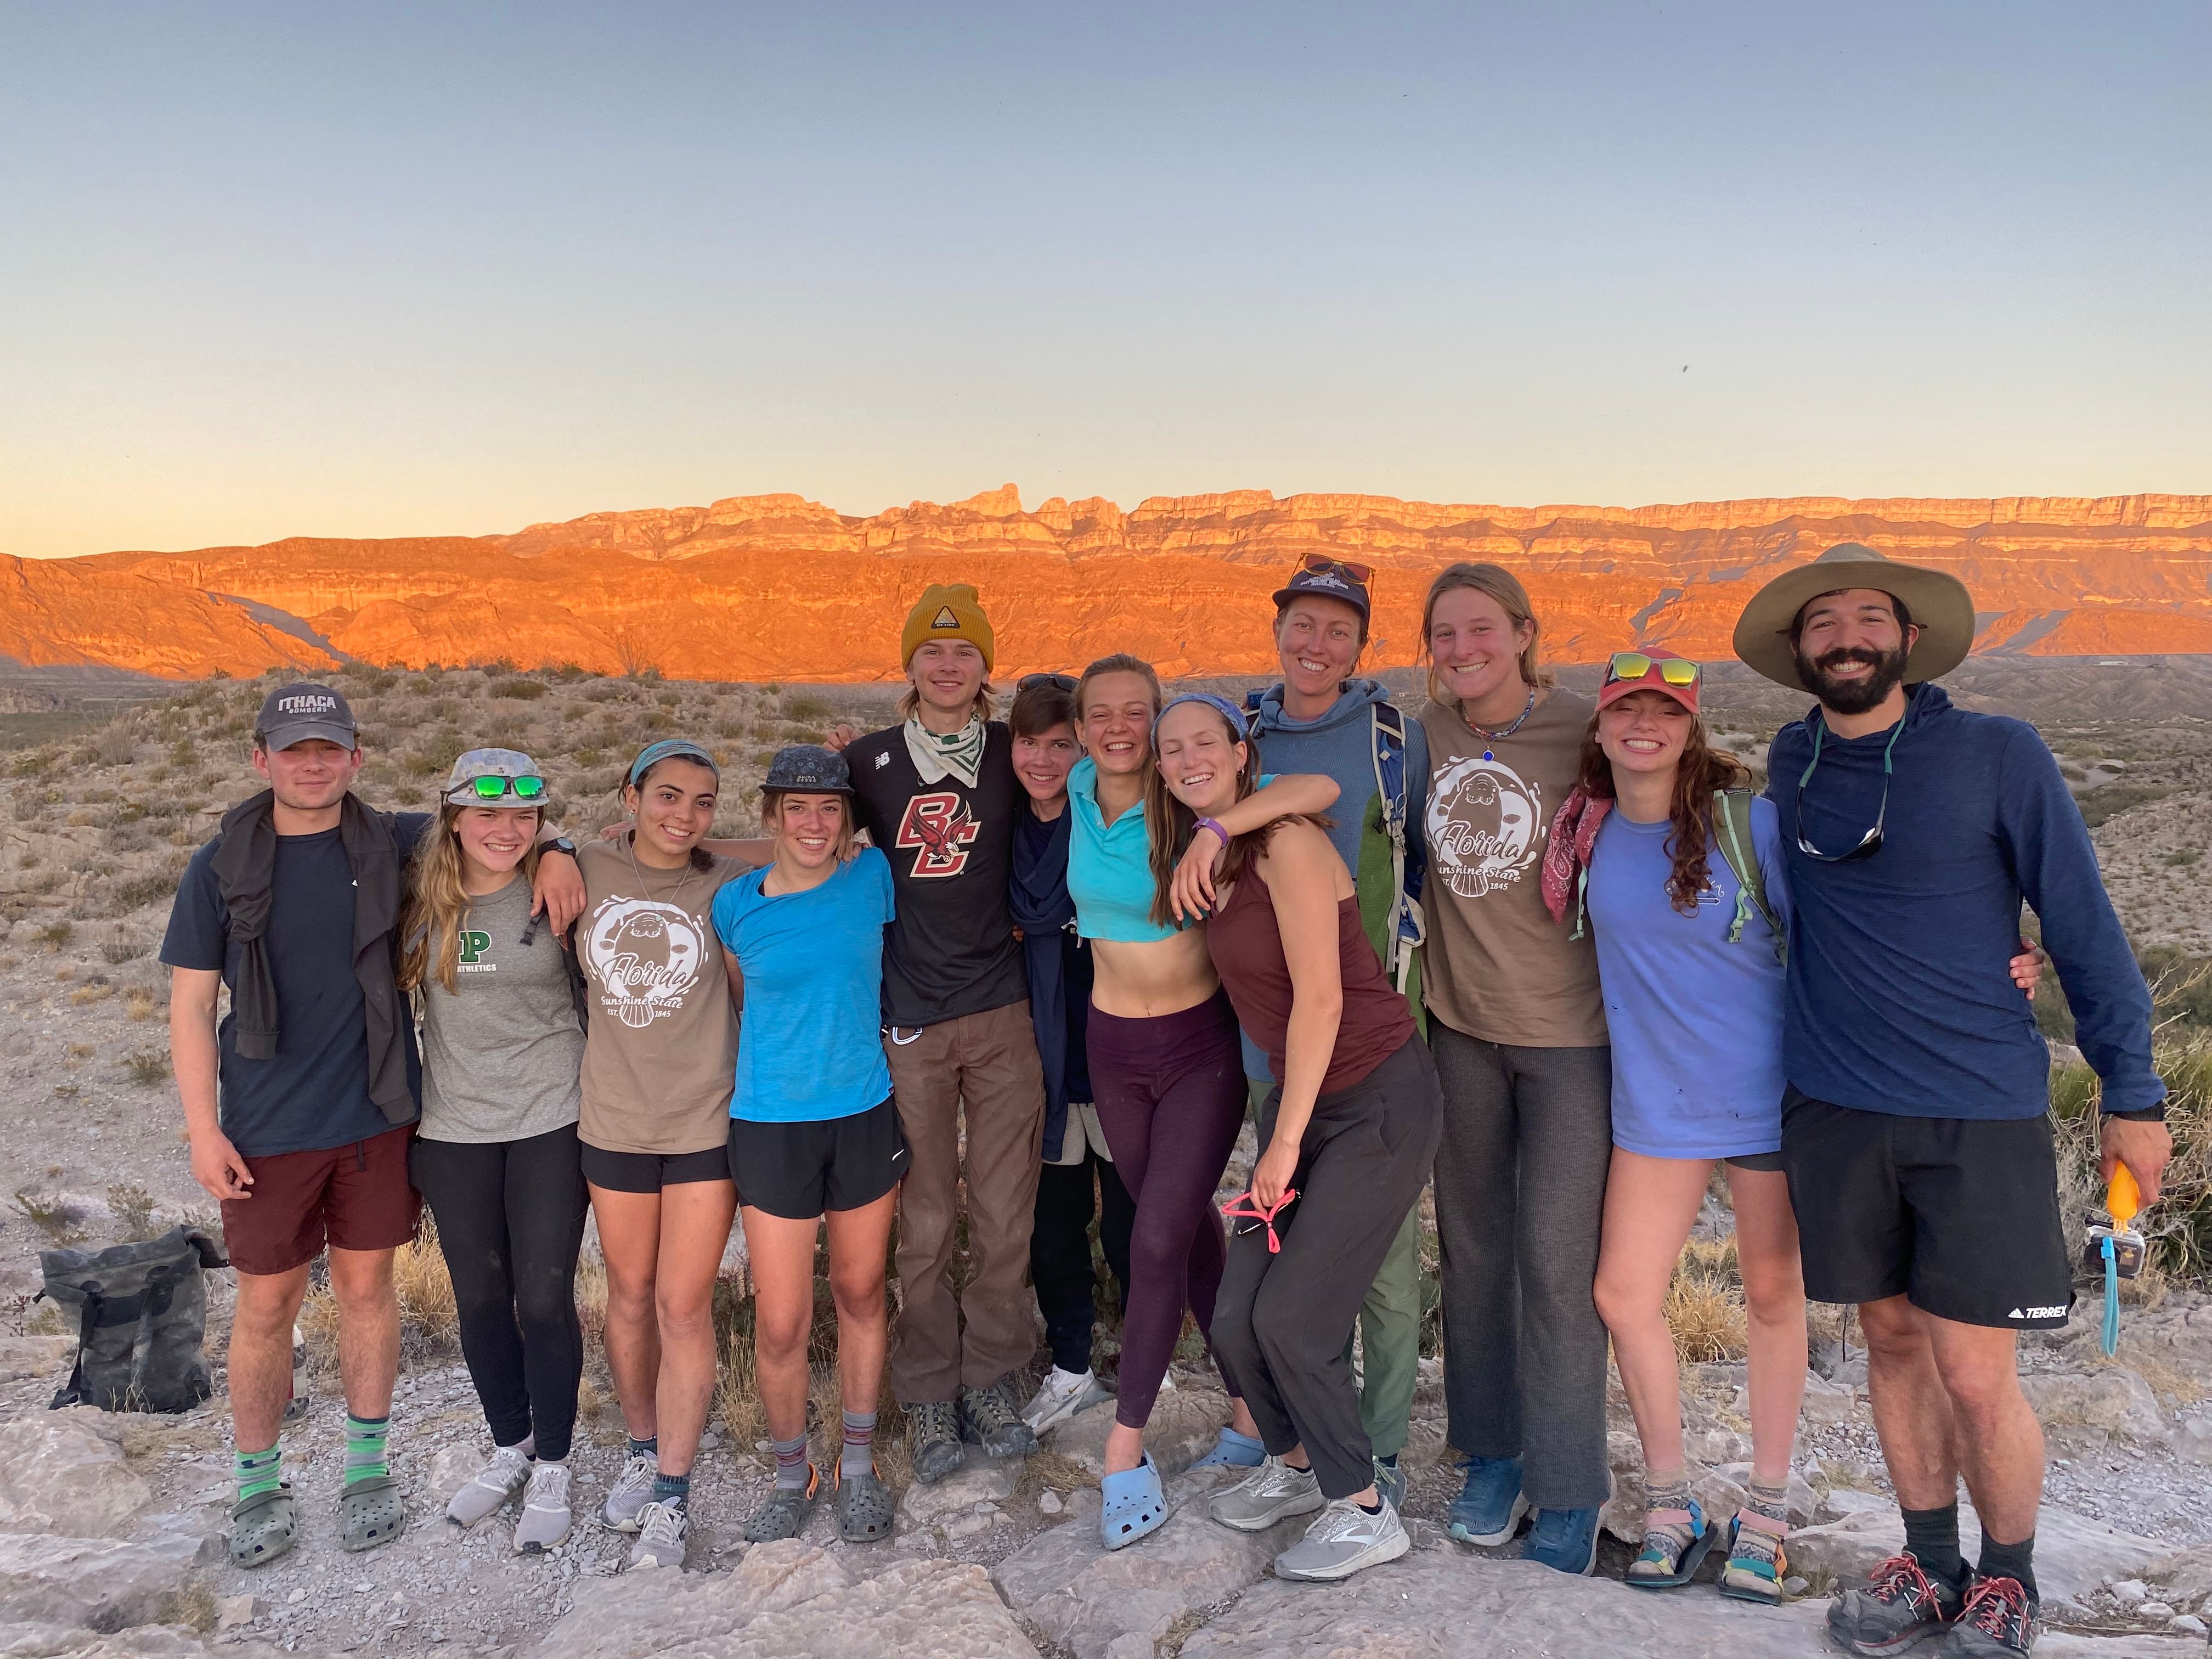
[1209,864,1415,1095]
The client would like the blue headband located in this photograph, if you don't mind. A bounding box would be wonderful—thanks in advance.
[627,739,719,788]
[1152,692,1250,743]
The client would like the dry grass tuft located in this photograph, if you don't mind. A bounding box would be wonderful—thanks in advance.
[1666,1235,1748,1363]
[167,1581,221,1634]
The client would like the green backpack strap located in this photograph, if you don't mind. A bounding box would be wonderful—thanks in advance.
[1712,788,1785,962]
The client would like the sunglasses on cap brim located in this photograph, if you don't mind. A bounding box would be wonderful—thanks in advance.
[1604,653,1700,688]
[1296,553,1374,584]
[459,775,548,801]
[1017,672,1077,692]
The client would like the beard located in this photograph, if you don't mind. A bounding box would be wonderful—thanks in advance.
[1797,642,1909,715]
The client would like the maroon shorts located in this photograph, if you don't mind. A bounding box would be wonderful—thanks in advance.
[221,1124,422,1277]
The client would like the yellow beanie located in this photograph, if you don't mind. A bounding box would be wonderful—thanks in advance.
[901,583,996,670]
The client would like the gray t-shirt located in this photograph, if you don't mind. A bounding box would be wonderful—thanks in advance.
[418,875,585,1144]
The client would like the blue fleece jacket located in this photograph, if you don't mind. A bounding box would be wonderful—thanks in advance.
[1767,682,2163,1120]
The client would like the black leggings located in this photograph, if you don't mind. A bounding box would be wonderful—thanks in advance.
[410,1124,590,1462]
[1030,1147,1136,1376]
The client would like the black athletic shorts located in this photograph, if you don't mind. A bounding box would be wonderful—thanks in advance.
[579,1142,732,1194]
[1780,1087,2075,1330]
[726,1097,908,1221]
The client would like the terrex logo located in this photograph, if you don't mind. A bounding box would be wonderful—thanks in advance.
[895,791,981,876]
[2011,1306,2067,1321]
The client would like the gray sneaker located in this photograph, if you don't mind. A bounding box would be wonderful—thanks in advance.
[1274,1497,1410,1582]
[1209,1455,1325,1532]
[1023,1367,1113,1435]
[447,1442,532,1529]
[625,1499,687,1571]
[601,1451,658,1532]
[512,1461,571,1554]
[908,1400,965,1485]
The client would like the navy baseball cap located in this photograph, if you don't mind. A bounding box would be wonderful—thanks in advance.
[1271,557,1372,621]
[761,743,855,797]
[255,683,358,751]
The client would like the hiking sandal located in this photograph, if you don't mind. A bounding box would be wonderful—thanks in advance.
[1101,1453,1168,1551]
[338,1474,407,1552]
[1719,1509,1789,1604]
[229,1483,298,1568]
[742,1464,821,1542]
[1624,1499,1715,1589]
[835,1461,895,1543]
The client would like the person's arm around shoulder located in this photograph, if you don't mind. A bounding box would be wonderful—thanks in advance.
[1750,793,1792,928]
[1246,822,1350,1208]
[172,967,249,1202]
[1172,772,1343,921]
[529,823,586,934]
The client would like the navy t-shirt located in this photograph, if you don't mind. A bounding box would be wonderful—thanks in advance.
[160,812,429,1157]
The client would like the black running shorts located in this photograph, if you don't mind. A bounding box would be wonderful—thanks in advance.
[579,1142,732,1194]
[1780,1087,2075,1330]
[726,1097,909,1221]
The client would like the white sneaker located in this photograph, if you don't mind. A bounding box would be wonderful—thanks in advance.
[625,1499,687,1571]
[1273,1497,1410,1582]
[1208,1455,1325,1532]
[512,1460,571,1553]
[601,1451,658,1533]
[446,1442,533,1529]
[1023,1367,1111,1435]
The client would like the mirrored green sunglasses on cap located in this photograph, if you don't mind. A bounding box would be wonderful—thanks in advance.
[463,774,547,800]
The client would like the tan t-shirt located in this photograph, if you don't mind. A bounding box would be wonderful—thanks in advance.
[1419,688,1607,1048]
[575,839,747,1155]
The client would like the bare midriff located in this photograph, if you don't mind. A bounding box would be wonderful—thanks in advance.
[1090,930,1218,1019]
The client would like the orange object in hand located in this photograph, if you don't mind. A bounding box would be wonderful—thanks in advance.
[2108,1163,2141,1229]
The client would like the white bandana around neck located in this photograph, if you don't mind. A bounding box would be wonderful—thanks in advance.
[904,715,986,789]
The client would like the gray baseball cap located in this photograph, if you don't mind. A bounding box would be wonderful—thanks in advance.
[255,682,358,751]
[443,748,548,807]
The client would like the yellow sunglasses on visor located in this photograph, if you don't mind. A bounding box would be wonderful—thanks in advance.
[1604,652,1700,687]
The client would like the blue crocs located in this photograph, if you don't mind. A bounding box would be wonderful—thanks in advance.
[1523,1505,1602,1576]
[1101,1454,1170,1550]
[1189,1428,1266,1471]
[1446,1454,1528,1547]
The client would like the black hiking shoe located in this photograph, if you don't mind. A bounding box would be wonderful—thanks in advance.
[1827,1553,1965,1654]
[1938,1576,2039,1656]
[907,1400,964,1485]
[959,1374,1038,1458]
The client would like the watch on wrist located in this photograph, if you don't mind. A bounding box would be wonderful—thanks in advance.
[545,836,579,859]
[1194,817,1229,847]
[2107,1105,2168,1123]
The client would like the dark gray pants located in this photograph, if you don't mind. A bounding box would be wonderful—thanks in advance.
[1430,1021,1612,1510]
[1211,1037,1443,1501]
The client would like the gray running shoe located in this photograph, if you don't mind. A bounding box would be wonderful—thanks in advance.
[601,1451,659,1532]
[960,1375,1039,1458]
[1023,1367,1112,1435]
[625,1499,687,1571]
[512,1461,571,1554]
[908,1400,965,1484]
[1209,1455,1325,1532]
[447,1443,533,1529]
[1274,1497,1410,1582]
[1827,1554,1963,1655]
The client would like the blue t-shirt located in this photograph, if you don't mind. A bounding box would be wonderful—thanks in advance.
[1583,796,1791,1159]
[712,849,895,1124]
[160,814,428,1158]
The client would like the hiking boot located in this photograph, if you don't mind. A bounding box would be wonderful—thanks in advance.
[1828,1554,1965,1655]
[447,1442,533,1529]
[1273,1497,1410,1582]
[1446,1454,1527,1547]
[625,1499,688,1571]
[512,1462,571,1554]
[1938,1577,2039,1656]
[1209,1455,1325,1532]
[1023,1367,1112,1435]
[960,1375,1039,1458]
[1523,1505,1601,1576]
[601,1451,658,1532]
[907,1400,965,1484]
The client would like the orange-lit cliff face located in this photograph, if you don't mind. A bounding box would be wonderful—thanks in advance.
[21,486,2212,682]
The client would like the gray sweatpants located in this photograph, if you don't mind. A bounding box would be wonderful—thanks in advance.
[1430,1020,1613,1510]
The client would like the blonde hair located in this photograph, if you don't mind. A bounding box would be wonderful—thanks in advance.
[761,791,859,864]
[1421,561,1551,707]
[399,800,546,995]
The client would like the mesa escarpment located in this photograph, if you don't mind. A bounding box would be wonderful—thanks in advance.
[14,486,2211,681]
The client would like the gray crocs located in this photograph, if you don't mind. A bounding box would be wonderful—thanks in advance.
[230,1483,297,1568]
[339,1474,407,1552]
[836,1462,894,1543]
[742,1466,820,1542]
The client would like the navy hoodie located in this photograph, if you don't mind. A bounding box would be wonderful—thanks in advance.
[1767,682,2163,1120]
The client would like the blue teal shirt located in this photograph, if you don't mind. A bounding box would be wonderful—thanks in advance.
[712,849,895,1124]
[1585,798,1791,1159]
[1067,757,1180,944]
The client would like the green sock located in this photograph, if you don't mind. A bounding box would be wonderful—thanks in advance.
[235,1444,282,1502]
[343,1414,390,1488]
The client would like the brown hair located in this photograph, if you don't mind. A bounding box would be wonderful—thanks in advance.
[1146,703,1265,928]
[1575,704,1750,915]
[1008,677,1077,740]
[1420,562,1550,707]
[624,754,718,873]
[760,790,857,863]
[399,799,547,995]
[1074,654,1162,727]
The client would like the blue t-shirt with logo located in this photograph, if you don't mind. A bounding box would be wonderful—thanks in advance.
[1583,796,1791,1159]
[712,848,896,1124]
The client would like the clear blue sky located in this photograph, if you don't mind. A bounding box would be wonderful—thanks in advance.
[2,3,2206,557]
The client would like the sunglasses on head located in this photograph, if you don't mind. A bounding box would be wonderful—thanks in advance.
[462,774,548,801]
[1296,553,1373,584]
[1605,652,1700,688]
[1017,673,1077,692]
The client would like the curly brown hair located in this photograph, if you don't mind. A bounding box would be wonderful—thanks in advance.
[1575,702,1751,916]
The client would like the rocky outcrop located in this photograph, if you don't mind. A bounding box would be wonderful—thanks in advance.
[0,1415,155,1539]
[18,488,2209,682]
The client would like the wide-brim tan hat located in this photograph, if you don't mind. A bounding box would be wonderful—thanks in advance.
[1732,542,1975,692]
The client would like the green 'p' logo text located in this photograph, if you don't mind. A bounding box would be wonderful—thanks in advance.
[459,929,491,964]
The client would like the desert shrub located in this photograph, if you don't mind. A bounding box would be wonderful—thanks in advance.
[2051,1038,2212,1280]
[110,866,187,915]
[101,928,149,963]
[493,678,548,700]
[31,921,72,952]
[122,1047,172,1086]
[783,693,832,724]
[106,1182,159,1242]
[1666,1235,1748,1363]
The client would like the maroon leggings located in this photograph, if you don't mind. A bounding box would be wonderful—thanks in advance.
[1087,990,1247,1430]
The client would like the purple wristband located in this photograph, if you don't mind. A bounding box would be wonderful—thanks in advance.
[1194,817,1229,846]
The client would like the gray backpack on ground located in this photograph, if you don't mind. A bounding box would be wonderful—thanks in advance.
[37,1224,227,1413]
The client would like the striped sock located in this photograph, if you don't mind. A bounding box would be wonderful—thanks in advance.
[628,1434,658,1462]
[772,1432,811,1490]
[343,1414,390,1488]
[235,1444,282,1502]
[840,1410,877,1480]
[652,1470,691,1511]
